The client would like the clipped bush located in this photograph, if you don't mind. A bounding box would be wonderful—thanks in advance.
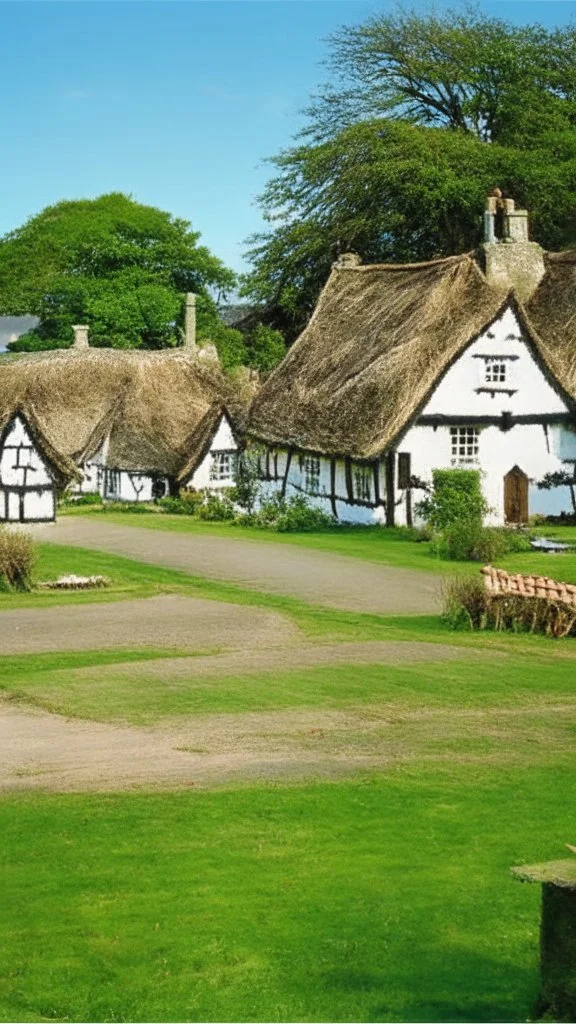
[416,468,489,530]
[0,528,36,591]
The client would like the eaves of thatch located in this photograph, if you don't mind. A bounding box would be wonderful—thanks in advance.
[0,347,241,478]
[247,251,576,461]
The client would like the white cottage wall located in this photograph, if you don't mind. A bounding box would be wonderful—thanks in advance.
[424,307,568,418]
[187,415,239,491]
[0,416,56,522]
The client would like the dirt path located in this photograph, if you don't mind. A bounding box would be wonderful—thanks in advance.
[33,518,441,615]
[0,594,298,654]
[1,695,571,792]
[67,639,487,682]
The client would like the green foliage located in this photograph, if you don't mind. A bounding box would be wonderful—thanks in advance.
[0,193,246,364]
[197,492,236,521]
[416,469,489,530]
[442,575,488,629]
[239,493,337,532]
[156,490,205,516]
[242,7,576,339]
[435,522,532,562]
[244,323,286,372]
[0,528,36,591]
[230,447,263,515]
[60,491,103,507]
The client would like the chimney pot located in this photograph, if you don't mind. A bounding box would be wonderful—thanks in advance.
[184,292,197,352]
[72,324,89,349]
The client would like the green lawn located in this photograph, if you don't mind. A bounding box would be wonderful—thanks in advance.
[65,510,576,582]
[2,641,576,726]
[1,768,570,1023]
[2,528,576,1021]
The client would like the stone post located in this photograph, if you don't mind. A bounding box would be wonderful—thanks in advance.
[512,856,576,1021]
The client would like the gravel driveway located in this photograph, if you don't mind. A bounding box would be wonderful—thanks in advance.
[33,519,441,615]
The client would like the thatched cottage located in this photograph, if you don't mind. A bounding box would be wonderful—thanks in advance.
[0,298,248,522]
[247,195,576,526]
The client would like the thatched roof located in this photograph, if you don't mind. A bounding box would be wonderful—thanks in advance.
[0,347,246,477]
[248,251,576,460]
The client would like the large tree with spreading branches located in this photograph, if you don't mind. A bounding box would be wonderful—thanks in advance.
[242,7,576,340]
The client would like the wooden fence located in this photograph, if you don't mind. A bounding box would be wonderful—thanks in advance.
[482,566,576,608]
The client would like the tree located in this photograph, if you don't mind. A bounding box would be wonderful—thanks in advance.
[305,7,576,144]
[537,467,576,515]
[242,7,576,340]
[0,193,247,365]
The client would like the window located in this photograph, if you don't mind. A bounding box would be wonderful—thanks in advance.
[303,456,321,495]
[210,452,235,482]
[484,359,507,384]
[104,469,120,497]
[353,465,372,502]
[450,427,479,464]
[397,452,411,490]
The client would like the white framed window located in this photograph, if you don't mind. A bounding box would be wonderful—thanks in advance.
[484,359,507,384]
[353,465,372,502]
[303,456,321,495]
[450,427,480,464]
[210,451,235,482]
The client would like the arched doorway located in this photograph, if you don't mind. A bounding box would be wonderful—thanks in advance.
[504,466,529,524]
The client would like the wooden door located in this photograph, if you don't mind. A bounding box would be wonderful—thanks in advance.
[504,466,529,524]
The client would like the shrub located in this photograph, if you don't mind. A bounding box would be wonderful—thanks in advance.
[60,491,103,507]
[157,490,204,516]
[416,469,489,530]
[101,501,156,514]
[435,523,532,562]
[231,448,262,515]
[197,492,235,521]
[274,494,336,532]
[0,528,36,591]
[442,575,488,630]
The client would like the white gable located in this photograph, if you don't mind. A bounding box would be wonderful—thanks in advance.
[211,413,236,452]
[0,415,53,487]
[421,306,568,419]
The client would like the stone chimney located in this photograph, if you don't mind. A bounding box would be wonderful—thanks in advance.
[184,292,197,352]
[72,324,89,349]
[333,252,361,269]
[482,192,545,302]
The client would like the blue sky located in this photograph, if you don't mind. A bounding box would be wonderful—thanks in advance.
[1,1,576,273]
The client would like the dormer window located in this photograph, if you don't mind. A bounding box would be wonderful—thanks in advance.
[485,359,507,384]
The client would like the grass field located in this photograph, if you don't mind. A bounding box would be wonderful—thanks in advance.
[2,530,576,1021]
